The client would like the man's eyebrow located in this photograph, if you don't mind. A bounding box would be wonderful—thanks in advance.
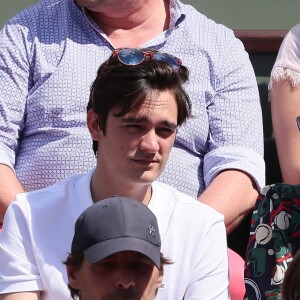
[120,116,177,129]
[120,116,146,123]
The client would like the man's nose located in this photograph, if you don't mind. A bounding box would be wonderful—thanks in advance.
[116,270,136,289]
[139,130,159,152]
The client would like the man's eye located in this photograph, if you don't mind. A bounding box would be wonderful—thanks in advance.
[157,128,175,137]
[125,124,142,130]
[127,125,141,128]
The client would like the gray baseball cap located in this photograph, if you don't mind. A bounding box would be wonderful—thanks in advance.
[71,196,161,267]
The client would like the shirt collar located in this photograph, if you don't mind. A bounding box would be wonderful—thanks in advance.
[169,0,186,29]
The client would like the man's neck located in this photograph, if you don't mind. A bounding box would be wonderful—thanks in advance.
[87,0,170,48]
[90,170,153,206]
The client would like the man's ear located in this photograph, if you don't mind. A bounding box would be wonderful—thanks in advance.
[157,266,164,288]
[87,109,103,141]
[66,263,80,290]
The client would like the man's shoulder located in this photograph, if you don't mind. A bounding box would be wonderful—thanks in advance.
[151,182,225,246]
[182,2,234,35]
[175,0,240,55]
[153,181,224,220]
[15,170,92,210]
[3,0,72,30]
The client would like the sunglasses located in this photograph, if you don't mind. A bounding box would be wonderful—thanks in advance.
[110,48,182,71]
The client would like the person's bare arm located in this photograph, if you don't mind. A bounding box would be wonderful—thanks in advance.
[198,169,258,234]
[0,164,24,225]
[271,79,300,184]
[0,292,39,300]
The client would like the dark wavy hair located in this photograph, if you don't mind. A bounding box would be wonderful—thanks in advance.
[87,49,191,155]
[64,252,172,300]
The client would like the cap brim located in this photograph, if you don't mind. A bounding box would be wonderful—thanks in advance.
[84,237,161,268]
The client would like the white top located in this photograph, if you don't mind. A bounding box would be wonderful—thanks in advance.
[0,169,229,299]
[270,23,300,89]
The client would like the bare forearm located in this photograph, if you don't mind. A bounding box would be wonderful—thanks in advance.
[198,170,258,234]
[0,164,24,224]
[271,80,300,184]
[0,292,40,300]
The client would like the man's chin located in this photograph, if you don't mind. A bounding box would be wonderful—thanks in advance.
[129,170,161,183]
[137,174,159,185]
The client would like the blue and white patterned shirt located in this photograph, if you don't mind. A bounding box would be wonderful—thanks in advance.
[0,0,265,198]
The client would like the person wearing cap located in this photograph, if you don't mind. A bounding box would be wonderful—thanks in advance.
[65,196,170,300]
[0,49,229,299]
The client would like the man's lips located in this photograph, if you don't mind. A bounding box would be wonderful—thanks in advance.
[132,158,160,165]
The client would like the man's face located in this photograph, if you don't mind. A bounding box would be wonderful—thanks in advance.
[91,90,178,187]
[68,251,163,300]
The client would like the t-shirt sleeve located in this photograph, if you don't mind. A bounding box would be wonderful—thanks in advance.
[0,199,43,294]
[270,23,300,89]
[184,215,230,299]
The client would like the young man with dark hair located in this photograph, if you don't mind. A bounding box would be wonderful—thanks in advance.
[0,49,229,299]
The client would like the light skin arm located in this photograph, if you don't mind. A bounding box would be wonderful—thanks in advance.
[198,169,258,234]
[0,164,24,225]
[0,292,40,300]
[271,79,300,184]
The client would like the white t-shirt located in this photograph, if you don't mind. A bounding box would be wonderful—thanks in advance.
[270,23,300,89]
[0,169,229,299]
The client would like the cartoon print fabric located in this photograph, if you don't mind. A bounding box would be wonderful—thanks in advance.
[245,183,300,300]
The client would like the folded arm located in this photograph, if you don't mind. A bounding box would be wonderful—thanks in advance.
[0,292,40,300]
[198,169,258,234]
[200,31,264,234]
